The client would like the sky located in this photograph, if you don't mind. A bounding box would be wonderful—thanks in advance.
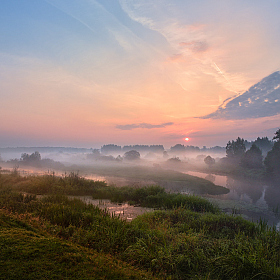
[1,0,280,149]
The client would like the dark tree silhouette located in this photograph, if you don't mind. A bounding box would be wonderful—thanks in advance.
[252,137,273,155]
[226,137,246,161]
[101,144,121,155]
[123,150,140,160]
[264,129,280,179]
[167,157,181,163]
[21,151,41,162]
[204,155,215,167]
[170,144,185,153]
[241,143,263,169]
[273,129,280,141]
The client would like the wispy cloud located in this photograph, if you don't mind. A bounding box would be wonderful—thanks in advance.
[179,40,209,53]
[116,122,174,130]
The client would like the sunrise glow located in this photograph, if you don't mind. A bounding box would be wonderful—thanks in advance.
[0,1,280,148]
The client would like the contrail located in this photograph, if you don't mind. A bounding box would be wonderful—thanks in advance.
[43,0,96,34]
[212,62,230,83]
[211,61,239,94]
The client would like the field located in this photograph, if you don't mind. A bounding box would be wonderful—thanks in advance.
[1,172,280,279]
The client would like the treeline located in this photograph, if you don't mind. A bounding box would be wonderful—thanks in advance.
[5,151,64,170]
[100,144,165,155]
[100,144,226,155]
[222,129,279,181]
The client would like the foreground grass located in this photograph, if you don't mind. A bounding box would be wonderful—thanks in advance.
[0,174,280,279]
[0,211,158,280]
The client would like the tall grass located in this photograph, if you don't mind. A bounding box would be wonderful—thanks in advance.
[92,185,219,213]
[1,184,280,279]
[0,172,107,195]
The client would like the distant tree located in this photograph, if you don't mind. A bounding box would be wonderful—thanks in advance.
[20,153,29,162]
[116,155,123,162]
[29,151,41,161]
[123,150,140,160]
[167,157,181,164]
[209,146,225,153]
[21,151,41,162]
[196,154,207,161]
[163,151,169,159]
[241,143,263,169]
[170,144,185,153]
[226,137,246,161]
[92,149,101,156]
[264,129,280,179]
[150,145,165,153]
[185,145,200,153]
[101,144,121,155]
[87,149,101,160]
[204,155,215,167]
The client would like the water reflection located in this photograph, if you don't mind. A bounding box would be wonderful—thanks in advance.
[186,170,280,227]
[70,196,153,221]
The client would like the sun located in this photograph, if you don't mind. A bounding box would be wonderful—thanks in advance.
[184,137,190,141]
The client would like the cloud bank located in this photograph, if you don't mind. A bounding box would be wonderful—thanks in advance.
[116,122,174,130]
[201,71,280,120]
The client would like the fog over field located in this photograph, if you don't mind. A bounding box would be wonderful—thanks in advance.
[1,2,280,279]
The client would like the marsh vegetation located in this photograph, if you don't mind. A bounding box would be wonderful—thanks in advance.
[1,172,280,279]
[1,130,280,279]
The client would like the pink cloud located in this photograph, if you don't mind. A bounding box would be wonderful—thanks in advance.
[179,41,209,53]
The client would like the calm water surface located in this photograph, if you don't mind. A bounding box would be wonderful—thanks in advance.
[6,167,280,227]
[186,171,280,229]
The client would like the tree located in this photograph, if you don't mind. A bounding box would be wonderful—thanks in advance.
[241,143,263,169]
[252,137,273,155]
[273,129,280,141]
[87,149,101,160]
[21,151,41,162]
[204,155,215,167]
[167,157,181,164]
[264,129,280,179]
[170,144,185,153]
[101,144,121,155]
[29,151,41,161]
[226,137,246,161]
[123,150,140,160]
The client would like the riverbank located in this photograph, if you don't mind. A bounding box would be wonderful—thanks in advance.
[1,176,280,279]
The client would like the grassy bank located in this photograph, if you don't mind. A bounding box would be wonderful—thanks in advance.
[0,173,280,279]
[0,165,229,195]
[0,210,159,280]
[92,164,229,194]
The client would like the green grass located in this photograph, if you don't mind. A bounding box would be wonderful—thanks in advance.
[1,176,280,280]
[0,172,107,195]
[91,185,219,213]
[0,211,159,280]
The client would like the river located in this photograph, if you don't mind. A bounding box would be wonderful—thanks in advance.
[3,166,280,227]
[85,170,280,228]
[185,170,280,229]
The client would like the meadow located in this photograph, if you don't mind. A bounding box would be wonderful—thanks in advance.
[0,171,280,279]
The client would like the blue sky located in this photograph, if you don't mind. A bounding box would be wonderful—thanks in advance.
[1,0,280,148]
